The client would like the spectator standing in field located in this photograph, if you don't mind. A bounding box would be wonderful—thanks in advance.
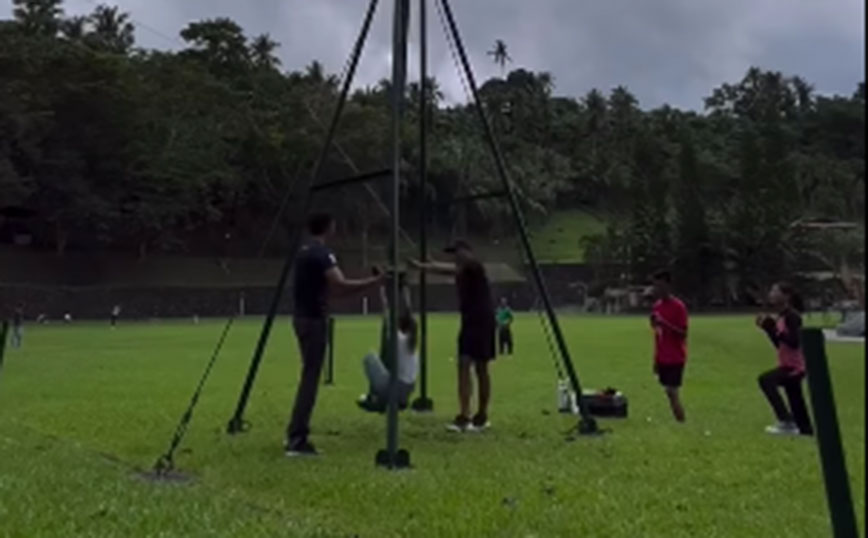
[496,297,514,356]
[286,213,384,457]
[755,282,814,436]
[649,270,689,422]
[410,239,497,432]
[10,303,23,348]
[110,305,121,328]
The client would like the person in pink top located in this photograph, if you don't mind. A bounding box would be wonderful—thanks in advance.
[755,282,814,436]
[649,270,688,422]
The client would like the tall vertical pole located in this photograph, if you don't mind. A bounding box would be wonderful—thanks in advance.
[412,0,434,412]
[377,0,411,469]
[226,0,381,434]
[438,0,597,434]
[802,329,859,538]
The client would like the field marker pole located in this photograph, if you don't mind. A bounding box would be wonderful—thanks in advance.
[0,320,8,373]
[802,329,859,538]
[324,317,335,385]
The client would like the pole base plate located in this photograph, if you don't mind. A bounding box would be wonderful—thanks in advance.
[375,448,411,469]
[410,397,434,412]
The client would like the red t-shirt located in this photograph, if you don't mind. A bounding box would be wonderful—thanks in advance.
[652,296,688,365]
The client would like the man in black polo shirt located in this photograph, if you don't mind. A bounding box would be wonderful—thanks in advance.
[410,240,496,432]
[286,213,383,456]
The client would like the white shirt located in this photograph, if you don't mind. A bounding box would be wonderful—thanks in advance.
[396,332,419,385]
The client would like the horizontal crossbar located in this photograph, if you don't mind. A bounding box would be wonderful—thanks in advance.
[311,168,393,193]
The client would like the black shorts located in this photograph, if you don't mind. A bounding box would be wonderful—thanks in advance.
[459,323,496,362]
[656,364,685,388]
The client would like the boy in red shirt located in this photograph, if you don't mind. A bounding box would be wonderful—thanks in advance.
[649,270,688,422]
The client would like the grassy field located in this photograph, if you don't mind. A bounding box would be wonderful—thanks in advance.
[0,315,863,538]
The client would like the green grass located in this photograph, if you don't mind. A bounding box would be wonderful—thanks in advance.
[0,315,863,538]
[529,209,606,263]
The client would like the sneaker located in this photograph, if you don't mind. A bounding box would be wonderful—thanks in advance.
[468,414,490,432]
[285,439,319,457]
[765,422,799,436]
[446,415,471,432]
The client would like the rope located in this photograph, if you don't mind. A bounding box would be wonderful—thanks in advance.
[433,0,473,104]
[153,316,235,475]
[256,161,305,258]
[512,233,565,381]
[301,100,419,251]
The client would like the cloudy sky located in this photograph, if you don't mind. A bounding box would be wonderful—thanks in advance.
[5,0,865,109]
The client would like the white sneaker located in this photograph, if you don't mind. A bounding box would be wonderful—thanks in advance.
[446,416,471,432]
[467,415,490,433]
[765,422,799,435]
[467,421,490,433]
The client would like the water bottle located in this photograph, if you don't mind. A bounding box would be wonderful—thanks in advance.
[557,380,571,413]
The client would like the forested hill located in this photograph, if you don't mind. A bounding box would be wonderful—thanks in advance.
[1,0,864,305]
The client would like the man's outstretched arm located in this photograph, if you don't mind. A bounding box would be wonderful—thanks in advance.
[408,258,457,276]
[327,267,383,297]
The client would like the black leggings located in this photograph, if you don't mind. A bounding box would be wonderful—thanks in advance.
[498,327,513,355]
[758,367,814,435]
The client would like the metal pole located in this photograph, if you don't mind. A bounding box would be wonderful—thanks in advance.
[411,0,434,413]
[377,0,411,469]
[226,0,380,434]
[438,0,597,434]
[802,329,859,538]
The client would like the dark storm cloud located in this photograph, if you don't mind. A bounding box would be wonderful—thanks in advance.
[5,0,864,109]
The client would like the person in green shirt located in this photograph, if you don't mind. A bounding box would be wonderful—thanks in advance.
[496,297,514,356]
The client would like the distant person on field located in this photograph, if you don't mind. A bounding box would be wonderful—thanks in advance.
[10,303,24,348]
[111,305,121,328]
[649,270,688,422]
[411,239,496,433]
[357,279,418,412]
[755,282,814,436]
[496,297,514,355]
[286,213,384,457]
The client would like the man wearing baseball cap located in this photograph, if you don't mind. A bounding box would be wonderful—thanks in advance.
[410,239,496,432]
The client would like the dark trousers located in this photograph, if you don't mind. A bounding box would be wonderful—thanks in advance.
[498,326,513,355]
[287,317,328,445]
[758,367,814,435]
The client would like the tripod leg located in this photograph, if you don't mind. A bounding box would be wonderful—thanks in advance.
[225,0,382,434]
[436,0,598,434]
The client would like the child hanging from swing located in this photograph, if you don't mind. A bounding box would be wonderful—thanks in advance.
[357,275,419,412]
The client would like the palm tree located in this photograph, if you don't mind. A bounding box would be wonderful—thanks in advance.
[12,0,63,37]
[250,33,281,70]
[487,39,511,74]
[60,15,86,41]
[88,4,134,53]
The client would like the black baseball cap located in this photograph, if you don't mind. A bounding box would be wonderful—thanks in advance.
[443,239,472,253]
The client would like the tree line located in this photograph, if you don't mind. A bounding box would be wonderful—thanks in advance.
[1,0,864,305]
